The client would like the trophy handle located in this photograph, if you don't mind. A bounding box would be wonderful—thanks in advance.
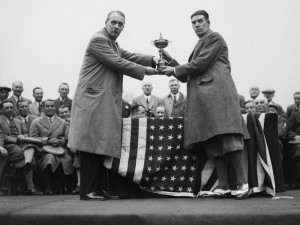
[150,41,155,45]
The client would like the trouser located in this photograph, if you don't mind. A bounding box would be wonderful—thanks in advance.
[80,151,108,196]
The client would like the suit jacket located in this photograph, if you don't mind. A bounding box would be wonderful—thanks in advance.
[286,104,299,120]
[132,95,163,117]
[287,111,300,139]
[7,95,32,117]
[163,92,185,117]
[0,115,27,145]
[169,29,249,145]
[54,97,72,114]
[28,102,42,117]
[16,114,38,133]
[68,28,153,158]
[30,114,68,146]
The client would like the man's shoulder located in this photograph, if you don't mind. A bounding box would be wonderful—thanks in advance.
[28,114,38,120]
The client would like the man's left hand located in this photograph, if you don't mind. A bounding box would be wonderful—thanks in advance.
[152,56,160,66]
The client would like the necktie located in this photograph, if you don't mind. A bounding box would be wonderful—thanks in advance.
[49,117,52,124]
[38,102,41,113]
[146,98,149,109]
[24,118,27,125]
[174,96,177,104]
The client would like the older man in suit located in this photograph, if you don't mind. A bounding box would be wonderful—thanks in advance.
[7,81,32,117]
[0,100,41,195]
[161,10,250,199]
[132,80,163,117]
[287,92,300,120]
[68,11,158,200]
[162,78,185,117]
[29,87,43,117]
[0,86,11,106]
[30,99,73,195]
[54,83,72,114]
[17,100,38,133]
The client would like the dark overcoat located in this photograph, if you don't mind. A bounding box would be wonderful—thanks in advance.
[68,28,153,158]
[170,29,249,146]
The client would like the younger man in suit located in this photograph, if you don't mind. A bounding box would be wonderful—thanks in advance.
[286,92,300,120]
[55,83,72,114]
[29,87,43,117]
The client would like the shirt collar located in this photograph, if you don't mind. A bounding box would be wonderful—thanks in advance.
[144,95,151,100]
[13,95,21,101]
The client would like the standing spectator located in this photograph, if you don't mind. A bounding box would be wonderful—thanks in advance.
[262,87,286,120]
[254,95,268,113]
[286,92,300,120]
[54,83,72,114]
[249,85,260,100]
[29,87,43,117]
[16,100,38,133]
[30,99,73,195]
[7,81,32,117]
[163,79,185,117]
[0,86,11,106]
[132,80,163,117]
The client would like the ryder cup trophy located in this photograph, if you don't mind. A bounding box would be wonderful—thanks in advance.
[151,33,171,70]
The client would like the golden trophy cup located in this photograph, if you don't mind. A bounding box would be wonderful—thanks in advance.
[151,33,171,70]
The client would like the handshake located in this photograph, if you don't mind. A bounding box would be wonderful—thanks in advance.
[145,50,175,77]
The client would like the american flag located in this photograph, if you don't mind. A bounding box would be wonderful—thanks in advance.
[104,117,198,197]
[104,114,276,197]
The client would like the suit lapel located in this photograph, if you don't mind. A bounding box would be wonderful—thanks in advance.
[48,116,62,135]
[140,96,148,108]
[39,115,51,130]
[188,29,212,62]
[13,118,22,134]
[0,116,11,135]
[148,96,155,109]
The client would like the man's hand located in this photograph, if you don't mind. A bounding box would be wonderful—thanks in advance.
[160,66,175,76]
[159,50,172,63]
[152,56,160,65]
[0,146,8,158]
[293,135,300,142]
[145,67,159,75]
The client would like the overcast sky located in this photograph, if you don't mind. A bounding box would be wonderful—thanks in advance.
[1,0,300,109]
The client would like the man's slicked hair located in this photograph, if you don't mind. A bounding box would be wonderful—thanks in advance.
[106,11,125,22]
[191,10,209,20]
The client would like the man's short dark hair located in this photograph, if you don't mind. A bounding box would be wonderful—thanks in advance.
[191,10,209,20]
[0,100,14,110]
[43,99,55,107]
[33,87,42,94]
[17,100,29,108]
[294,92,300,96]
[59,83,69,90]
[131,104,145,115]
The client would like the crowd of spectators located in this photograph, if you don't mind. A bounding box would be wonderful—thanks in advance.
[0,80,299,196]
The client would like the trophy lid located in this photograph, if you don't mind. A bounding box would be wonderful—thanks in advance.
[151,33,170,49]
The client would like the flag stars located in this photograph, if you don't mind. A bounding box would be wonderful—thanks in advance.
[169,186,174,191]
[158,146,163,151]
[178,124,183,129]
[148,156,153,161]
[147,166,152,172]
[166,156,171,161]
[168,125,174,130]
[172,165,178,171]
[168,135,173,140]
[174,155,179,160]
[167,145,173,150]
[153,177,158,181]
[150,186,155,190]
[192,156,197,161]
[161,176,167,181]
[164,166,169,171]
[180,176,186,182]
[187,187,192,193]
[145,177,149,182]
[181,165,187,171]
[189,176,195,182]
[178,187,183,192]
[183,155,188,160]
[150,135,154,140]
[159,125,165,130]
[150,125,155,130]
[170,176,176,182]
[156,166,161,172]
[157,156,162,162]
[177,134,182,140]
[149,145,154,150]
[176,145,181,149]
[159,135,164,140]
[190,166,196,171]
[160,186,165,190]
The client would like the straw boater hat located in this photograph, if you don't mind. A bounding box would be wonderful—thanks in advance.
[0,86,11,92]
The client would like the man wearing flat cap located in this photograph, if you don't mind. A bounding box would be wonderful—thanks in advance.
[262,87,286,121]
[0,86,11,107]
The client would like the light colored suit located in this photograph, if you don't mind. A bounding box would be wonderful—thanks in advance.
[163,92,185,117]
[7,95,32,117]
[169,29,249,145]
[29,102,41,117]
[16,114,38,133]
[30,115,73,174]
[132,95,163,117]
[68,28,153,158]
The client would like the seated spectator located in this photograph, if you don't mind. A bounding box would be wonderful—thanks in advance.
[58,106,80,194]
[286,92,300,120]
[155,106,167,118]
[0,86,11,106]
[249,85,260,100]
[132,80,163,117]
[30,99,73,195]
[286,110,300,188]
[7,81,32,117]
[267,103,287,156]
[131,105,147,118]
[0,100,41,195]
[262,87,286,121]
[244,99,256,114]
[29,87,44,117]
[254,95,268,114]
[17,100,38,133]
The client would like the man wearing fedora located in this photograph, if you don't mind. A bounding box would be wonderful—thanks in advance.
[0,86,11,108]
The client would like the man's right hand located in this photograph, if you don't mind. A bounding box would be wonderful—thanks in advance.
[159,50,173,63]
[0,146,8,158]
[145,67,159,75]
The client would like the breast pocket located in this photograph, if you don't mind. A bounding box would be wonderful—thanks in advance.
[86,87,104,95]
[197,74,214,85]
